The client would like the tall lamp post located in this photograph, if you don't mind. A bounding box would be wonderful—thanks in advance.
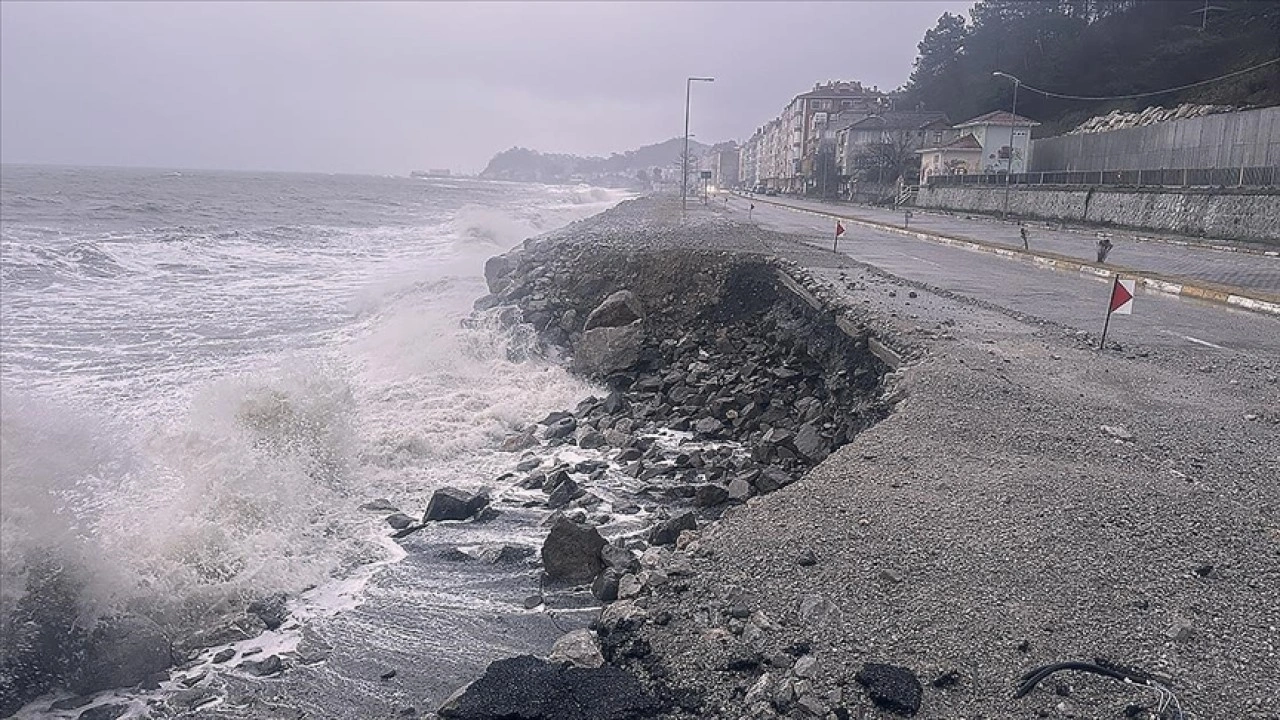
[683,76,715,219]
[992,71,1021,220]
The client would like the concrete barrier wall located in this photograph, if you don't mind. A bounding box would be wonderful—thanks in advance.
[1030,106,1280,172]
[915,185,1280,242]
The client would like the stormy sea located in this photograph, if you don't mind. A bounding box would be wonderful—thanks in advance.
[0,165,629,718]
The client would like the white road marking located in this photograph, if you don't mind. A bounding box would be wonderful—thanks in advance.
[1179,334,1227,350]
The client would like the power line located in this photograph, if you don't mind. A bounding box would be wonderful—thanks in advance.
[1012,57,1280,101]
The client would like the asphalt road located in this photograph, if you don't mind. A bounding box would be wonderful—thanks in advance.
[717,195,1279,358]
[750,194,1280,294]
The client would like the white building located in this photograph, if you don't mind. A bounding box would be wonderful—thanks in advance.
[951,110,1040,174]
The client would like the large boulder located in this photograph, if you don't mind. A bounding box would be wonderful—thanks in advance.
[572,324,644,378]
[583,291,646,331]
[541,517,607,583]
[424,487,490,522]
[437,655,660,720]
[483,254,515,294]
[72,614,174,695]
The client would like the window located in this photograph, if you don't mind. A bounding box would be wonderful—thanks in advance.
[842,100,854,109]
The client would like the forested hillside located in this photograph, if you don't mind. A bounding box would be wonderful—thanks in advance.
[902,0,1280,135]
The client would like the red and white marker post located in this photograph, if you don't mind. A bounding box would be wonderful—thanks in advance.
[833,220,846,252]
[1099,276,1135,348]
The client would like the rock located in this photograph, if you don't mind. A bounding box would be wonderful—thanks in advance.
[855,663,922,716]
[1100,424,1134,442]
[693,417,726,437]
[385,512,416,530]
[211,648,236,664]
[793,422,828,462]
[247,593,289,631]
[754,467,792,493]
[437,655,659,720]
[727,476,753,501]
[797,549,818,567]
[483,255,514,294]
[592,570,621,602]
[424,487,489,522]
[546,476,580,509]
[597,600,648,634]
[523,594,544,610]
[544,416,578,439]
[77,704,130,720]
[549,629,605,668]
[878,569,903,584]
[360,498,398,512]
[617,573,644,599]
[648,512,697,546]
[573,324,644,378]
[794,655,818,678]
[932,670,962,688]
[694,484,729,507]
[797,694,827,716]
[577,430,607,449]
[583,290,646,331]
[381,669,398,680]
[71,614,174,695]
[600,544,640,574]
[541,517,607,583]
[239,654,284,677]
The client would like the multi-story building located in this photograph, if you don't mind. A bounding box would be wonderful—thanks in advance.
[710,145,740,190]
[749,81,890,193]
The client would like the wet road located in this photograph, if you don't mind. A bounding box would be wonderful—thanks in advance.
[721,195,1279,358]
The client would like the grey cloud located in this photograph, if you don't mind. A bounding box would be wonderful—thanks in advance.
[1,1,971,174]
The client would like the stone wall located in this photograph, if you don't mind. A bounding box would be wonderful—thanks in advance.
[915,185,1280,243]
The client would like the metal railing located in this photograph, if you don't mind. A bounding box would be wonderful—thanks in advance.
[926,166,1279,189]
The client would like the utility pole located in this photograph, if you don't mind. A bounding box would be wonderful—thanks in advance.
[993,71,1022,221]
[682,77,715,220]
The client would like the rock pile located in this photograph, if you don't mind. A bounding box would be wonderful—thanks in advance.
[1068,103,1237,135]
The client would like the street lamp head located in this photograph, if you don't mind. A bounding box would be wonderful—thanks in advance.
[689,77,715,83]
[992,71,1020,83]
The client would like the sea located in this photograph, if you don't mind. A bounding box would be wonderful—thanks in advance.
[0,165,631,718]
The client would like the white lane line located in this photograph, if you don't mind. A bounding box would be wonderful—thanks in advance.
[1180,334,1227,350]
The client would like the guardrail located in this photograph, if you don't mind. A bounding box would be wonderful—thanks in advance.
[927,166,1279,189]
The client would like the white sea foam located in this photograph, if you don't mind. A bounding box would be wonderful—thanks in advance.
[0,170,631,713]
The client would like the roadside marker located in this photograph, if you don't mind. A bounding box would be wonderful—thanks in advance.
[834,220,845,251]
[1099,276,1135,348]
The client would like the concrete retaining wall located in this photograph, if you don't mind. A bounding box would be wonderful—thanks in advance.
[915,185,1280,243]
[1030,106,1280,172]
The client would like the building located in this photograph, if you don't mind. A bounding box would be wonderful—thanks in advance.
[917,134,984,184]
[710,145,740,190]
[835,111,952,195]
[749,81,890,193]
[952,110,1040,174]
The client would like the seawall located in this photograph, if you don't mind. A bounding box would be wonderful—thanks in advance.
[915,184,1280,243]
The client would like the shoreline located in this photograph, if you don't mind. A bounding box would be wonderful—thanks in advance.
[438,194,1278,719]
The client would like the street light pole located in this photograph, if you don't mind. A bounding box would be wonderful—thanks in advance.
[993,71,1021,220]
[682,76,714,220]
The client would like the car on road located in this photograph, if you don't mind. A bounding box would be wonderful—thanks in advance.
[764,188,778,197]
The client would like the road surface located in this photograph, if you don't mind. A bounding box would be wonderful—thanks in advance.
[719,194,1279,359]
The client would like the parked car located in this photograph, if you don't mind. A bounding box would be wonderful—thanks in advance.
[764,188,778,197]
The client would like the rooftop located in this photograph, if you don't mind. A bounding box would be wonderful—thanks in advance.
[847,111,951,131]
[954,110,1041,128]
[916,133,983,153]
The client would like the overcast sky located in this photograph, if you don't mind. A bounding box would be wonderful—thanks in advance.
[1,1,972,175]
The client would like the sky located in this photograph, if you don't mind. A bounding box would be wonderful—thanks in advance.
[0,1,973,175]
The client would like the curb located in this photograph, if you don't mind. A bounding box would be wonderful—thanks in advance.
[740,194,1280,318]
